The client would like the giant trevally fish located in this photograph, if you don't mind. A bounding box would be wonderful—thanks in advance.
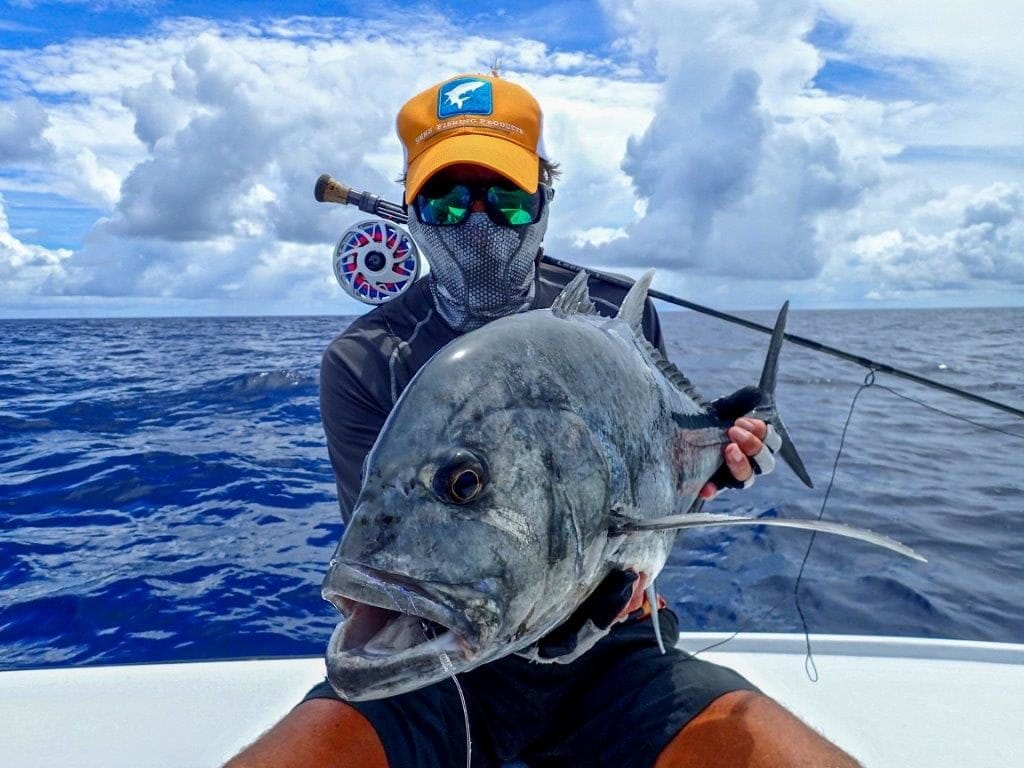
[321,270,922,701]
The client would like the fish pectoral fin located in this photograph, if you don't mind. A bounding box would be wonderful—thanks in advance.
[610,496,702,530]
[615,513,926,562]
[645,581,666,655]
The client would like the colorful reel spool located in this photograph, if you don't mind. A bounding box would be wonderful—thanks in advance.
[333,219,420,304]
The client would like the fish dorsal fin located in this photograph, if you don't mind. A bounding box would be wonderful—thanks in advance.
[639,336,710,407]
[615,269,655,336]
[551,269,597,318]
[606,268,708,406]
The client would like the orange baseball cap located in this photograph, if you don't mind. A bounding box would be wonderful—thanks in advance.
[397,73,545,204]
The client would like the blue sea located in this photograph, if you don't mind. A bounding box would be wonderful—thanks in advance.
[2,308,1022,671]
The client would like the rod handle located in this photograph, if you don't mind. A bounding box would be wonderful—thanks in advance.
[315,174,351,205]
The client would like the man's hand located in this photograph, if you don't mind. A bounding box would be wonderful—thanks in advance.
[699,417,775,500]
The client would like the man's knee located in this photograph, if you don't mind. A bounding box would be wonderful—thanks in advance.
[224,698,388,768]
[654,690,862,768]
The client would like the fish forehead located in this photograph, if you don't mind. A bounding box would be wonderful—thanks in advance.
[365,311,660,487]
[395,310,647,418]
[367,307,705,514]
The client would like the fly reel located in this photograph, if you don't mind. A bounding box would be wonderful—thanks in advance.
[332,219,421,304]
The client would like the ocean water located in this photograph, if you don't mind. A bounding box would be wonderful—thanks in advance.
[1,308,1022,671]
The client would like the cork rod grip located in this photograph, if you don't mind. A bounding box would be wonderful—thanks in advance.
[314,174,351,205]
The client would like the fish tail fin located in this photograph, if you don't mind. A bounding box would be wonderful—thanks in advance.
[756,302,813,488]
[708,303,811,487]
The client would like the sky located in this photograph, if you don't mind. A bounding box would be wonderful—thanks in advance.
[1,0,1022,318]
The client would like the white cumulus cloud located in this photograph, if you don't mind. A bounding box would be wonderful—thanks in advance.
[572,0,882,282]
[849,183,1024,296]
[0,97,56,164]
[0,195,72,298]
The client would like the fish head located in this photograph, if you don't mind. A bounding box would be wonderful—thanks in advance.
[322,314,614,700]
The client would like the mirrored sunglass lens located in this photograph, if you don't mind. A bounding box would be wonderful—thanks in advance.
[487,187,540,225]
[418,185,471,225]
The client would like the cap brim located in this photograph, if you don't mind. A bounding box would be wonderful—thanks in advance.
[404,134,540,203]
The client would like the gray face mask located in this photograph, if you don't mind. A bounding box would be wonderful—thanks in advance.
[408,186,551,332]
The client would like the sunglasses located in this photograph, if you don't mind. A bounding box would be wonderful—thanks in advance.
[413,181,545,227]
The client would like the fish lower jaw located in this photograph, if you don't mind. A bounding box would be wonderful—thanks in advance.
[325,608,479,701]
[328,600,474,662]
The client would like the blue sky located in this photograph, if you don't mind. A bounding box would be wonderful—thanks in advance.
[1,1,621,52]
[2,1,1023,317]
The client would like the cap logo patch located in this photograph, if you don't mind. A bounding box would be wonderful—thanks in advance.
[437,78,492,118]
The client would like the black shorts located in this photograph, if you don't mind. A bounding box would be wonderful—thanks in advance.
[303,609,758,768]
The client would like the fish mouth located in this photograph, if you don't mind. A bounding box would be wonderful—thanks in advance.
[322,561,480,699]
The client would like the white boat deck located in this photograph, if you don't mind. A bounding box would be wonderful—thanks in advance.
[2,633,1022,767]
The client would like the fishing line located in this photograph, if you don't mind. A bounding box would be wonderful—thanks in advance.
[691,370,872,665]
[792,370,877,680]
[693,374,875,669]
[439,649,472,768]
[421,619,472,768]
[688,590,792,657]
[870,383,1024,441]
[793,370,1024,678]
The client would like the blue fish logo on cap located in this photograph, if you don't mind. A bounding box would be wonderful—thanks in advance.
[437,77,493,118]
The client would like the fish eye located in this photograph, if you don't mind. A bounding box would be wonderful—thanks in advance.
[431,450,488,505]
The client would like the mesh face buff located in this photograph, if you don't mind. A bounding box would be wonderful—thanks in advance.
[408,187,551,332]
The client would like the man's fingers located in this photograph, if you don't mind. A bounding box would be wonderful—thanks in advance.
[730,423,779,477]
[728,424,764,458]
[734,417,766,440]
[708,419,778,495]
[725,442,755,487]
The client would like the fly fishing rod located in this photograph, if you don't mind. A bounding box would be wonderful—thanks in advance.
[315,174,1024,420]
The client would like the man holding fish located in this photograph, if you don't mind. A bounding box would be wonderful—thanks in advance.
[227,73,861,767]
